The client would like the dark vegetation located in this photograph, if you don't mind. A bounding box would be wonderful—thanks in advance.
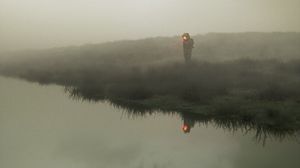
[1,32,300,142]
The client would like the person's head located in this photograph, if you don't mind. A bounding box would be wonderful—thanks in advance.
[182,33,190,41]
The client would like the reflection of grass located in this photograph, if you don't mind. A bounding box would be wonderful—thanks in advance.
[105,94,300,145]
[108,94,300,128]
[2,55,300,143]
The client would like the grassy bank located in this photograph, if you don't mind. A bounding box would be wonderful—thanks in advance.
[1,33,300,142]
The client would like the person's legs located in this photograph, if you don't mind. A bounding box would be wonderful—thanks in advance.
[184,48,193,63]
[185,50,192,63]
[184,50,188,62]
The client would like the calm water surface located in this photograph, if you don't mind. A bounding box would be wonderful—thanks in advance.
[0,76,300,168]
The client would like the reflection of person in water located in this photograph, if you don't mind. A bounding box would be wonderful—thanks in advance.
[182,118,196,134]
[182,33,194,63]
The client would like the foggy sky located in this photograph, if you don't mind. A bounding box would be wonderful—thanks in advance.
[1,0,300,52]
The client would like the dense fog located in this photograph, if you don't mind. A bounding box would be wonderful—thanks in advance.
[1,0,300,52]
[1,1,300,168]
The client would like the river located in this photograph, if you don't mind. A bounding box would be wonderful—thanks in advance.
[0,76,299,168]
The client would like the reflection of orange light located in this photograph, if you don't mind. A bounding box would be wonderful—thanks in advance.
[182,124,189,132]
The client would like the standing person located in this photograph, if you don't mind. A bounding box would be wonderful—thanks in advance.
[182,33,194,63]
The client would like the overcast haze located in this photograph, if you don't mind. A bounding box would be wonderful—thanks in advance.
[1,0,300,52]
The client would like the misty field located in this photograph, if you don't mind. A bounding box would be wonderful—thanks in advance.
[1,33,300,140]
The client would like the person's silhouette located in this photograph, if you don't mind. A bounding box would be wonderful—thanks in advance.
[182,33,194,63]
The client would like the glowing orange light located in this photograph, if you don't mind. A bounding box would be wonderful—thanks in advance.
[182,124,189,132]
